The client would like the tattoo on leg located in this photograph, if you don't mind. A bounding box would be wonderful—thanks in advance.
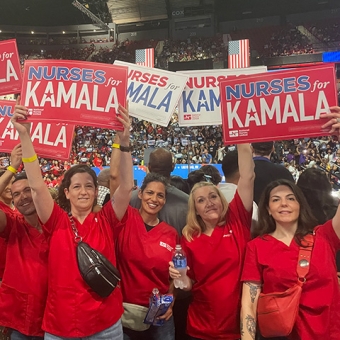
[245,282,260,303]
[245,314,256,340]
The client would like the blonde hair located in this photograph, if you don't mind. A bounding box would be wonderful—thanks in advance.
[182,182,229,242]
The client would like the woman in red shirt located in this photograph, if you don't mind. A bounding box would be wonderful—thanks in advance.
[11,101,132,340]
[241,179,340,340]
[169,144,254,340]
[116,172,178,340]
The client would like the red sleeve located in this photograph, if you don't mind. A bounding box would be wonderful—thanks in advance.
[226,190,252,232]
[315,220,340,252]
[0,212,13,240]
[42,202,65,238]
[99,202,129,235]
[241,240,262,283]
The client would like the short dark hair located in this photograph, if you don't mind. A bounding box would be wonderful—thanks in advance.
[254,179,318,243]
[57,165,98,212]
[252,142,274,156]
[170,175,190,194]
[297,168,337,224]
[12,172,28,184]
[149,148,173,178]
[221,151,239,180]
[140,172,169,192]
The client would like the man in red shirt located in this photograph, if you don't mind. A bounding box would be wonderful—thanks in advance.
[0,171,48,339]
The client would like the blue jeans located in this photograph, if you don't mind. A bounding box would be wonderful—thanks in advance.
[11,330,44,340]
[44,319,123,340]
[123,316,175,340]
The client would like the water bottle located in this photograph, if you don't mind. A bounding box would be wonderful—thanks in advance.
[172,244,188,289]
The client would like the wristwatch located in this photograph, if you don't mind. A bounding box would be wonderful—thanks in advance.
[119,145,133,152]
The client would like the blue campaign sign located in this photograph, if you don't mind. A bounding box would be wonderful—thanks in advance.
[92,164,225,187]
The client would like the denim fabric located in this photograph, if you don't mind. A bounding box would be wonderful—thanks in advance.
[11,330,44,340]
[44,319,123,340]
[123,316,175,340]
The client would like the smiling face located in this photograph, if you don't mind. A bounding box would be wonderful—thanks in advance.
[193,185,223,227]
[267,185,300,227]
[64,172,97,213]
[11,179,36,216]
[138,181,166,217]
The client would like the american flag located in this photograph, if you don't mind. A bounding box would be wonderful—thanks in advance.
[228,39,250,69]
[135,48,154,68]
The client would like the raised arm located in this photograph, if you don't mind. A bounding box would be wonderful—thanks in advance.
[321,106,340,238]
[109,134,121,196]
[237,144,255,212]
[0,144,22,197]
[11,97,54,223]
[110,104,133,221]
[241,281,261,340]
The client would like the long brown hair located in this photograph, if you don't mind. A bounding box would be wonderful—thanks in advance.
[182,182,229,242]
[253,179,318,243]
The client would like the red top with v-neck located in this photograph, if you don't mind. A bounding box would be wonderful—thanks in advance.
[181,191,252,340]
[42,202,126,337]
[0,201,18,279]
[242,220,340,340]
[0,212,48,336]
[115,206,178,306]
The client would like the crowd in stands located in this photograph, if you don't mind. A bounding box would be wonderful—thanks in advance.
[309,21,340,44]
[157,35,226,68]
[263,26,314,57]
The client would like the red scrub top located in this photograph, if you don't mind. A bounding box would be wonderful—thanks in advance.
[116,206,178,306]
[0,213,48,336]
[0,202,18,279]
[182,191,251,340]
[42,202,125,337]
[242,220,340,340]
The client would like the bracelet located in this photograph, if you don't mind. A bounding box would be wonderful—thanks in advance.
[112,143,120,149]
[7,166,17,174]
[22,154,38,163]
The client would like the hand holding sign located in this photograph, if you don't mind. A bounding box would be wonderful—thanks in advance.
[11,96,31,135]
[320,106,340,136]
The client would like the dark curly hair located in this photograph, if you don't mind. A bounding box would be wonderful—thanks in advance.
[140,172,169,192]
[253,179,318,244]
[57,165,98,212]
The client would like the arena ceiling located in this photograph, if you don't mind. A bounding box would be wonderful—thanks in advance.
[0,0,338,27]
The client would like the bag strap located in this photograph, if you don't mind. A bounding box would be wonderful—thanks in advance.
[68,212,83,243]
[296,232,315,286]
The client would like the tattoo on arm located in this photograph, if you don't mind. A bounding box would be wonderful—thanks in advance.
[245,282,261,303]
[245,314,256,340]
[240,320,244,337]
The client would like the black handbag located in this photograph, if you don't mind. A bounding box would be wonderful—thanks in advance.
[69,213,121,298]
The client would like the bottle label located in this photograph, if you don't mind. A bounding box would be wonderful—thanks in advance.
[173,257,187,268]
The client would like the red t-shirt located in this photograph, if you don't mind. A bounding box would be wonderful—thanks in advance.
[0,213,48,336]
[241,220,340,340]
[182,191,251,340]
[0,202,18,279]
[116,206,178,307]
[42,202,125,337]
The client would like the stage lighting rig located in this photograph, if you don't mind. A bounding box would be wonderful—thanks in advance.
[72,0,110,30]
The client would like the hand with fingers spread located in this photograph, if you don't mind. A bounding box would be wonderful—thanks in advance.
[10,144,22,170]
[320,106,340,136]
[11,96,31,135]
